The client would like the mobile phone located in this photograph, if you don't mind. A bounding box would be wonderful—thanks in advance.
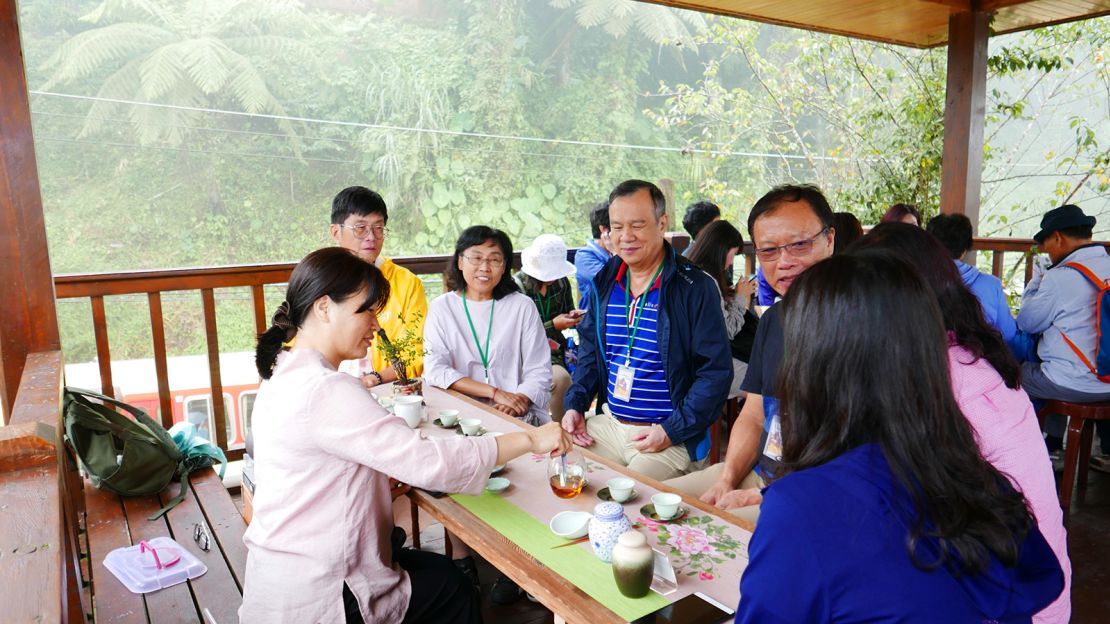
[746,274,758,283]
[569,309,586,319]
[630,592,735,624]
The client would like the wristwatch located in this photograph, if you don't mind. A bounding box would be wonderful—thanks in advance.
[366,371,383,386]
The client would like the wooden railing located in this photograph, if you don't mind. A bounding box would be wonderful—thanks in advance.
[52,254,474,461]
[0,350,85,622]
[48,234,1056,461]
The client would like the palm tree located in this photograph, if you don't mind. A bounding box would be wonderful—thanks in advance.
[550,0,706,48]
[41,0,311,149]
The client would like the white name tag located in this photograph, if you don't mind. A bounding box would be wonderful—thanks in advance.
[613,364,635,402]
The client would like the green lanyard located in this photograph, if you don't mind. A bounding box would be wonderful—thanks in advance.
[623,262,664,366]
[462,290,495,380]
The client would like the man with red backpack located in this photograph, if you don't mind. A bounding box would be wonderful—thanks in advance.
[1018,204,1110,470]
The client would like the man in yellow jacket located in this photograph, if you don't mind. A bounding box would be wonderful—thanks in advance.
[329,186,427,387]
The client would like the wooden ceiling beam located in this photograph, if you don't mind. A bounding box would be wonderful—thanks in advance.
[920,0,971,9]
[638,0,1110,47]
[981,0,1043,10]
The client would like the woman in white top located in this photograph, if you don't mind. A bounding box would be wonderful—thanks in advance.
[686,220,758,398]
[241,247,571,624]
[424,225,553,426]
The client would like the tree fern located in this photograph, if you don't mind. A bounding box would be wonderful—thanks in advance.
[138,43,186,100]
[41,0,309,154]
[550,0,705,49]
[181,38,232,95]
[41,22,174,88]
[82,0,176,31]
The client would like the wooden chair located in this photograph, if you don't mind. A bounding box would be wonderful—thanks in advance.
[1037,399,1110,511]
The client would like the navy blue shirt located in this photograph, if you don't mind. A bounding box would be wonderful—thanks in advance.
[739,304,784,477]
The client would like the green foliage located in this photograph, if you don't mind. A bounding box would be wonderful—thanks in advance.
[41,0,311,149]
[377,312,424,384]
[649,15,1110,239]
[20,0,1110,366]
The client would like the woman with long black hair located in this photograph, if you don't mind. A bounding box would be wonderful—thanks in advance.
[735,251,1063,622]
[851,223,1070,623]
[241,247,571,623]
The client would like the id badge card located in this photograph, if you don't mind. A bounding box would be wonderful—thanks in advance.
[763,397,783,461]
[613,364,635,402]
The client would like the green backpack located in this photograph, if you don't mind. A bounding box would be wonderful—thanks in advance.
[63,387,226,520]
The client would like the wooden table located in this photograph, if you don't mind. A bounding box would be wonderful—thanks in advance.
[406,389,753,624]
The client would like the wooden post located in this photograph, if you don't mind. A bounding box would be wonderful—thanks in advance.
[938,8,990,235]
[0,0,60,420]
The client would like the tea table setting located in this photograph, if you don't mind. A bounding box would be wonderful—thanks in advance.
[373,383,753,623]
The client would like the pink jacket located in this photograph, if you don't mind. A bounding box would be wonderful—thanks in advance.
[948,344,1071,623]
[239,349,497,623]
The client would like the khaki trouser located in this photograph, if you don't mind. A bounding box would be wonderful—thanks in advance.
[549,364,572,423]
[585,413,693,481]
[664,463,765,526]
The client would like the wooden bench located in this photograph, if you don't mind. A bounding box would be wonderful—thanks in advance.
[0,350,248,623]
[83,470,248,624]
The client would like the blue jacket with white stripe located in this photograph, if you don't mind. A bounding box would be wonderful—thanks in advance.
[565,243,733,461]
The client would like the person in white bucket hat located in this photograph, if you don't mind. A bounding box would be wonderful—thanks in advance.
[514,234,584,422]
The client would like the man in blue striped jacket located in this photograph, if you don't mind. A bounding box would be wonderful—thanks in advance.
[562,179,733,480]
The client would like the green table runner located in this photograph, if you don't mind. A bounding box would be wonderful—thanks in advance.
[451,490,669,621]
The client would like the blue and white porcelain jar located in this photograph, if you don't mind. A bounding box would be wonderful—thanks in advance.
[589,502,632,563]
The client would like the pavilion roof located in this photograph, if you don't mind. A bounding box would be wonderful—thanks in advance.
[641,0,1110,47]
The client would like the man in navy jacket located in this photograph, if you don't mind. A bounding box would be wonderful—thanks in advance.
[562,180,732,480]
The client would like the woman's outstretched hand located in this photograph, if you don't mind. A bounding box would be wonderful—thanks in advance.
[528,422,573,456]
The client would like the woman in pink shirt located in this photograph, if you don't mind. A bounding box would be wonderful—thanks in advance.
[240,248,571,624]
[853,224,1071,623]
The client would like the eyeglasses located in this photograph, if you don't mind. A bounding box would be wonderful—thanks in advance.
[193,522,211,552]
[461,254,505,268]
[754,227,830,262]
[339,223,387,239]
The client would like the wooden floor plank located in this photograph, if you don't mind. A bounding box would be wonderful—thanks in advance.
[158,482,242,624]
[121,495,200,624]
[83,484,147,624]
[189,471,248,591]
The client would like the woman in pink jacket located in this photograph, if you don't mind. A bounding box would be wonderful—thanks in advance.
[853,224,1071,623]
[239,247,571,624]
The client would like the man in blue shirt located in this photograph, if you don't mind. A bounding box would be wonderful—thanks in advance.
[926,214,1025,356]
[666,184,835,524]
[562,180,732,480]
[574,201,614,309]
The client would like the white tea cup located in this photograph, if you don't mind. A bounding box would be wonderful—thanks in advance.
[607,477,635,502]
[459,418,483,436]
[438,409,460,426]
[652,492,681,520]
[394,395,424,428]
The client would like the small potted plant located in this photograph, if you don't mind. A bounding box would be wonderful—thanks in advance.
[377,312,424,395]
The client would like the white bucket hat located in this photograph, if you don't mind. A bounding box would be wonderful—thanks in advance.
[521,234,576,282]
